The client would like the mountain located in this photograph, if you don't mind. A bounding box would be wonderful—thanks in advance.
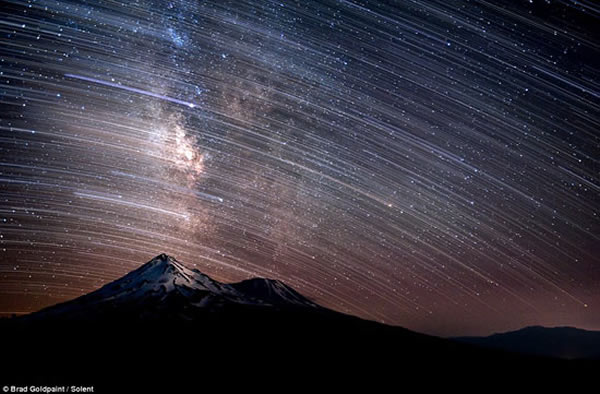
[22,253,319,321]
[4,254,597,389]
[454,326,600,360]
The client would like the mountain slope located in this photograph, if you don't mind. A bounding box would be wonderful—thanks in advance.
[455,326,600,359]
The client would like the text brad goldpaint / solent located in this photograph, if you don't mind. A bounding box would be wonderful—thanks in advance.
[3,386,94,393]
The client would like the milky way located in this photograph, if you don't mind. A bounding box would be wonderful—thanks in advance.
[0,0,598,336]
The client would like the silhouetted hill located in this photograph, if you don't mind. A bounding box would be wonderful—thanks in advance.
[455,326,600,359]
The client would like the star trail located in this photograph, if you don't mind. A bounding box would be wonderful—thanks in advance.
[0,0,598,336]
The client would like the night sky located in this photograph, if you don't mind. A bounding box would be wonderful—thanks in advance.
[0,0,598,336]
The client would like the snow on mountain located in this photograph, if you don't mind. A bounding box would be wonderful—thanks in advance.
[94,253,228,297]
[24,254,319,320]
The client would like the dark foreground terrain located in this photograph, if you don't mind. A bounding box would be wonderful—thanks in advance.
[3,315,596,391]
[2,255,596,390]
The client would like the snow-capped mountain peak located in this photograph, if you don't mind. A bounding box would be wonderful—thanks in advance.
[24,254,319,321]
[89,253,225,301]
